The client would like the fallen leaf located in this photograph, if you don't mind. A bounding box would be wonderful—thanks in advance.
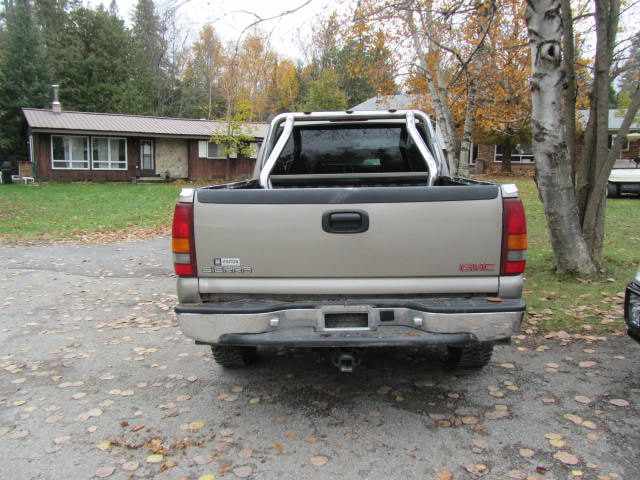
[310,455,329,466]
[519,448,534,458]
[122,461,139,472]
[233,466,253,478]
[436,469,454,480]
[146,454,163,463]
[554,451,579,465]
[187,420,205,432]
[574,396,591,404]
[608,398,630,407]
[579,361,596,368]
[465,463,488,475]
[96,440,111,451]
[95,466,115,478]
[564,414,584,425]
[461,416,479,425]
[198,475,216,480]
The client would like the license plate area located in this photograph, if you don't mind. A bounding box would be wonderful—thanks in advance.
[324,312,369,329]
[318,306,375,331]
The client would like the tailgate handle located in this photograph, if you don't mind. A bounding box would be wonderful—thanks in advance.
[322,210,369,234]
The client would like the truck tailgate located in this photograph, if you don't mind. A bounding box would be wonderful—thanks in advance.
[193,185,502,293]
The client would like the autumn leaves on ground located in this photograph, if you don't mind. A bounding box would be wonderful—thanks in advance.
[1,177,638,336]
[1,238,638,479]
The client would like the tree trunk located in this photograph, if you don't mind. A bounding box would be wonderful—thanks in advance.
[559,0,577,177]
[578,0,621,264]
[582,81,640,261]
[404,5,460,174]
[457,81,477,177]
[501,141,513,173]
[525,0,596,275]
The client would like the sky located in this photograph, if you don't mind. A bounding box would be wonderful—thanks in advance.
[106,0,340,62]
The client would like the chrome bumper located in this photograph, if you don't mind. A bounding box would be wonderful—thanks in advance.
[177,304,523,345]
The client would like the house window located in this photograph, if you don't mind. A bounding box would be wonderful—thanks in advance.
[494,144,534,163]
[207,142,225,159]
[198,140,232,159]
[92,137,127,170]
[51,135,89,169]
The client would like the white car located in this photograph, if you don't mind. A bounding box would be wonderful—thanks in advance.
[608,162,640,197]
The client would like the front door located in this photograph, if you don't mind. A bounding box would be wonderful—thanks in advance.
[140,140,155,176]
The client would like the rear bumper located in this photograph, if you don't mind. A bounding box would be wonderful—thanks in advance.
[176,297,525,347]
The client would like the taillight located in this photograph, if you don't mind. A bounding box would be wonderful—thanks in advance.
[172,203,196,277]
[501,198,527,275]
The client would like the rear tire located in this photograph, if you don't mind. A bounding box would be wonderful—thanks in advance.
[211,346,257,368]
[607,182,620,198]
[446,342,494,369]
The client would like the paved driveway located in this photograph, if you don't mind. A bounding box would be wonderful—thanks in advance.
[1,238,639,480]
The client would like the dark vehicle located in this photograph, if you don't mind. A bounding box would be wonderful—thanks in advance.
[625,271,640,343]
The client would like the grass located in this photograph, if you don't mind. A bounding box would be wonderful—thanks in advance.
[489,176,640,335]
[1,178,638,334]
[0,182,182,243]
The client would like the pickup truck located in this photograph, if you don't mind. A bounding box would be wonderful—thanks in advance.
[173,110,527,372]
[608,158,640,197]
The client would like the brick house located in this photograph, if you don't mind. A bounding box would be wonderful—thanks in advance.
[21,103,267,182]
[352,95,640,173]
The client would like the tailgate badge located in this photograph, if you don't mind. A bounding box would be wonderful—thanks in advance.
[202,257,254,273]
[459,263,496,272]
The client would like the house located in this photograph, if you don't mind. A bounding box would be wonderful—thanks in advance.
[352,95,640,173]
[20,95,267,182]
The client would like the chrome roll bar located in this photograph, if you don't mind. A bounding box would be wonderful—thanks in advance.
[258,110,441,188]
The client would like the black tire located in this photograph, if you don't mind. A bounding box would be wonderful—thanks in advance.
[446,342,494,369]
[607,182,619,198]
[211,346,257,368]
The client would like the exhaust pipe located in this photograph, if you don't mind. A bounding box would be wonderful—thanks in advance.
[332,352,358,373]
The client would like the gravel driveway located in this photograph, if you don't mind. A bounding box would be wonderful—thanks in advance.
[1,238,639,480]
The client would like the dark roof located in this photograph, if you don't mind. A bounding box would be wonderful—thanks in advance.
[22,108,268,139]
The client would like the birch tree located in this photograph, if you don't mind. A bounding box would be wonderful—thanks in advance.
[361,0,496,176]
[526,0,640,273]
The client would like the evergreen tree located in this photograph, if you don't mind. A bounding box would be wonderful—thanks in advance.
[0,0,49,156]
[55,6,136,113]
[130,0,166,114]
[108,0,118,17]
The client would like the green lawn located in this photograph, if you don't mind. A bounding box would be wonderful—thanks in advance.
[0,182,182,242]
[1,179,638,334]
[491,176,640,335]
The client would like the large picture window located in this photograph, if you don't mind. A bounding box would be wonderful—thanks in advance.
[51,136,89,169]
[92,137,127,170]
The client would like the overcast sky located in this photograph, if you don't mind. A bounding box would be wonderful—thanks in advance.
[105,0,339,61]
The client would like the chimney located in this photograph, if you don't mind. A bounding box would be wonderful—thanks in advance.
[51,84,61,113]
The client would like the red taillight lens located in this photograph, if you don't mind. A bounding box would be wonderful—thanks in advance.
[172,203,196,277]
[501,198,527,275]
